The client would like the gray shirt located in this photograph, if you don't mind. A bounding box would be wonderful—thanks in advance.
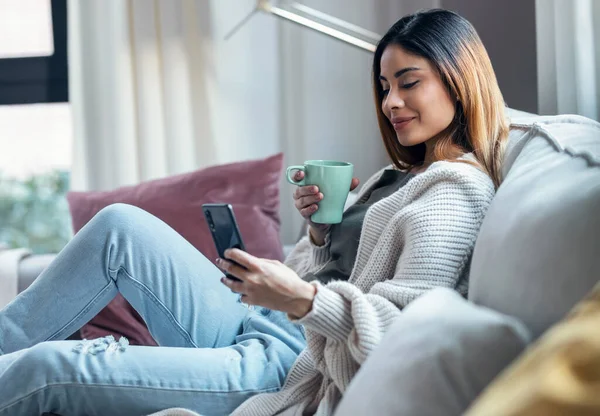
[310,169,414,284]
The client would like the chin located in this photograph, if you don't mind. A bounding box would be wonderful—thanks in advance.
[396,134,425,148]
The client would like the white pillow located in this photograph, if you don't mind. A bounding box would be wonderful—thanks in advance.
[334,288,530,416]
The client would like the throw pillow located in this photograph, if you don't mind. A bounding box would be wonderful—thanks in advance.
[465,282,600,416]
[334,288,531,416]
[66,153,285,346]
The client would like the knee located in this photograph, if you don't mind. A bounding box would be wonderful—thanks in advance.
[79,203,166,252]
[96,203,144,223]
[86,203,149,232]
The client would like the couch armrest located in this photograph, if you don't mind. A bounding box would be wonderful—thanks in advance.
[18,253,57,292]
[0,248,31,308]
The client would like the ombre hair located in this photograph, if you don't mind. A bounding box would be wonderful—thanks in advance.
[372,9,509,188]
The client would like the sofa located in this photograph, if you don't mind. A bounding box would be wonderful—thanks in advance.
[334,110,600,415]
[1,110,599,415]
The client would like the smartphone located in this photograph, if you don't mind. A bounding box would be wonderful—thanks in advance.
[202,203,247,282]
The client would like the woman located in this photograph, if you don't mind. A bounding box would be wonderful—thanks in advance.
[0,8,507,416]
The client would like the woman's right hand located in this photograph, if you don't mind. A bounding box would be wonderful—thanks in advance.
[292,171,360,246]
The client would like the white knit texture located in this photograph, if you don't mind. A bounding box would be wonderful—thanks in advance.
[232,158,495,416]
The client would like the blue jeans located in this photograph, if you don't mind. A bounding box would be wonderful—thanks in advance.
[0,204,306,416]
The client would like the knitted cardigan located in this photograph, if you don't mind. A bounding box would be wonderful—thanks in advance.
[231,157,496,416]
[151,156,496,416]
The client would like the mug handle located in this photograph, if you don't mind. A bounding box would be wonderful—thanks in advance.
[286,165,306,185]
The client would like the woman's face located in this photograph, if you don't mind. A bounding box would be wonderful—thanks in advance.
[379,44,456,148]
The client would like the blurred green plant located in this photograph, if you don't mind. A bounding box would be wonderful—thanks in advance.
[0,170,72,254]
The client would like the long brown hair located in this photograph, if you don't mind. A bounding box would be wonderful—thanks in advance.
[372,9,509,188]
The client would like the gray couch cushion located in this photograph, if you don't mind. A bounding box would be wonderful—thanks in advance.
[334,288,530,416]
[469,114,600,340]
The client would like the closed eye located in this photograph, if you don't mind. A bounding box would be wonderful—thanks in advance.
[402,81,419,89]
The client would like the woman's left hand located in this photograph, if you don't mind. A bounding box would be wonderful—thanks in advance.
[216,249,316,318]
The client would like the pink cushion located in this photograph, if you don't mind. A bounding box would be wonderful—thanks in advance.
[66,153,284,345]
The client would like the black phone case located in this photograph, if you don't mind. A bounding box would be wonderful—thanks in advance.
[202,203,246,282]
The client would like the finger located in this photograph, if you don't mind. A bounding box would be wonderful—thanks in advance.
[350,177,360,191]
[293,170,305,181]
[220,275,245,293]
[295,193,323,210]
[216,257,249,282]
[301,204,318,218]
[224,248,261,271]
[294,185,319,200]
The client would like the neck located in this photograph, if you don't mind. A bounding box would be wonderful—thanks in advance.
[423,138,438,166]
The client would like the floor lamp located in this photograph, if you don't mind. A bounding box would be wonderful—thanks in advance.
[225,0,380,53]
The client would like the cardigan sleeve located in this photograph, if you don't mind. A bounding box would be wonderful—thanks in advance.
[283,231,333,278]
[291,165,496,364]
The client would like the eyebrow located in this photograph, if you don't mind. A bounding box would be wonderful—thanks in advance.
[379,67,420,81]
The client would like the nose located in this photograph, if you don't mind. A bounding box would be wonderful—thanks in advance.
[383,87,405,113]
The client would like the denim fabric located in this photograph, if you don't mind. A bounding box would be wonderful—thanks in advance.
[0,204,305,415]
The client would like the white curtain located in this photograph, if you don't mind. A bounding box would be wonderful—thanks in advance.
[536,0,600,120]
[68,0,222,191]
[69,0,285,194]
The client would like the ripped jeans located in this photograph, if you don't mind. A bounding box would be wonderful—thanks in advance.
[0,204,306,416]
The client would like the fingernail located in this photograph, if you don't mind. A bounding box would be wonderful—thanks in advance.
[312,186,318,193]
[215,258,221,264]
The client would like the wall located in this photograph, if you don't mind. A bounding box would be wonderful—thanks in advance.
[442,0,538,114]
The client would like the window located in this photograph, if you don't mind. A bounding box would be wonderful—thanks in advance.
[0,0,72,254]
[0,0,68,104]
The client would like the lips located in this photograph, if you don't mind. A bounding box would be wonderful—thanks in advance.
[391,116,416,130]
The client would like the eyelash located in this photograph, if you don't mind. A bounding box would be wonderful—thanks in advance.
[382,81,419,95]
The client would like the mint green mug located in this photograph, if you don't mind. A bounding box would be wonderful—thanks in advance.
[286,160,354,224]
